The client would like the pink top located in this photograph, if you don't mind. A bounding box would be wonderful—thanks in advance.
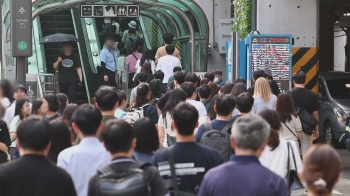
[125,52,142,73]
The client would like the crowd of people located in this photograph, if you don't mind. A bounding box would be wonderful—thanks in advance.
[0,63,343,196]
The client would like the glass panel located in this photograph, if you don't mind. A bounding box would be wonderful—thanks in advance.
[179,0,207,36]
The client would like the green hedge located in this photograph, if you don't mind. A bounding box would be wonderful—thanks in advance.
[232,0,252,39]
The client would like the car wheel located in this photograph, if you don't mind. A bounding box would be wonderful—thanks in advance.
[324,122,337,146]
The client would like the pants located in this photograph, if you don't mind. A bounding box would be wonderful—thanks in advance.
[128,72,135,89]
[103,69,118,88]
[301,132,313,158]
[59,80,77,103]
[9,147,16,161]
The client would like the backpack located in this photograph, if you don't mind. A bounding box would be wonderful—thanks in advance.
[96,162,151,196]
[127,37,138,54]
[200,122,232,162]
[124,104,150,125]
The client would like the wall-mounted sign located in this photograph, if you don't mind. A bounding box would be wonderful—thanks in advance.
[80,5,140,18]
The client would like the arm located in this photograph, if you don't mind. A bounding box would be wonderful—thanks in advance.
[194,124,205,142]
[53,56,62,70]
[0,143,7,153]
[158,116,165,148]
[76,68,82,83]
[313,111,319,139]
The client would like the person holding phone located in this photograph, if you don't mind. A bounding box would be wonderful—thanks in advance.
[53,42,82,104]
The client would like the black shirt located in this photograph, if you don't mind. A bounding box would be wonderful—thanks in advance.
[151,142,223,194]
[0,120,11,147]
[88,157,168,196]
[0,154,77,196]
[56,53,81,82]
[158,90,172,110]
[292,87,320,113]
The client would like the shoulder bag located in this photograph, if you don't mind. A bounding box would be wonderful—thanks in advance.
[286,142,303,193]
[163,113,176,146]
[283,122,301,149]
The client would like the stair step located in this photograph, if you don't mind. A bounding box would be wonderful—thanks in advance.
[42,28,76,35]
[41,21,74,29]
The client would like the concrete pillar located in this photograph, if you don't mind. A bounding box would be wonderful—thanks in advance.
[334,26,346,72]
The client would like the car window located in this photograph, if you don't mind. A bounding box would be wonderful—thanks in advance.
[326,79,350,99]
[319,79,327,97]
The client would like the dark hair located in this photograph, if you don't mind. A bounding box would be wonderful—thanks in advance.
[13,85,27,98]
[173,67,182,73]
[258,109,281,151]
[131,42,139,52]
[31,100,43,115]
[154,70,165,81]
[119,48,127,55]
[163,33,174,44]
[48,120,72,163]
[15,98,30,121]
[149,79,162,94]
[220,83,235,95]
[169,81,175,90]
[162,88,187,116]
[44,94,59,112]
[137,38,144,47]
[17,116,53,151]
[181,82,196,98]
[198,84,211,99]
[136,72,148,83]
[106,36,115,42]
[268,79,281,96]
[174,72,186,85]
[204,72,215,82]
[233,77,247,85]
[102,119,134,154]
[139,48,153,67]
[62,104,79,126]
[56,93,68,114]
[184,72,198,84]
[135,84,151,107]
[253,69,265,81]
[110,25,117,33]
[216,94,236,116]
[116,91,127,105]
[72,104,102,136]
[304,144,341,196]
[133,118,159,153]
[200,78,210,86]
[207,94,219,120]
[292,71,306,84]
[0,80,13,102]
[231,82,248,97]
[236,92,254,113]
[213,69,223,76]
[95,86,118,111]
[208,83,218,101]
[129,28,136,34]
[117,42,125,50]
[172,102,198,136]
[165,45,175,55]
[141,62,153,75]
[276,92,297,123]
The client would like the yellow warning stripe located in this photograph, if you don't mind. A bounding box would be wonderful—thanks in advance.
[176,41,182,64]
[151,21,159,48]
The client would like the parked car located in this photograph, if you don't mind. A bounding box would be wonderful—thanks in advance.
[318,72,350,145]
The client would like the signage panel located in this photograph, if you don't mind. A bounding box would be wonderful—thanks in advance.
[81,5,140,18]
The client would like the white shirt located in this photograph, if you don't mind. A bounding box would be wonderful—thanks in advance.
[57,137,111,196]
[156,55,181,84]
[158,112,176,147]
[280,115,302,141]
[135,59,156,75]
[130,82,148,103]
[259,139,303,179]
[186,100,207,119]
[252,94,277,114]
[1,98,10,108]
[3,101,16,125]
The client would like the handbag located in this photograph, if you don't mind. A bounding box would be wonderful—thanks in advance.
[283,122,301,149]
[163,113,176,147]
[286,142,303,193]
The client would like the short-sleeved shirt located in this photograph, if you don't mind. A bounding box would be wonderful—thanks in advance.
[44,113,62,122]
[116,56,126,76]
[158,90,172,110]
[56,53,81,82]
[280,115,302,141]
[156,55,181,84]
[291,87,320,113]
[201,100,210,111]
[125,52,142,73]
[143,105,159,124]
[1,98,10,108]
[9,115,21,148]
[114,108,126,119]
[151,142,223,194]
[88,157,168,196]
[155,45,181,61]
[100,47,118,72]
[195,120,229,142]
[158,112,176,147]
[252,95,277,114]
[186,100,207,118]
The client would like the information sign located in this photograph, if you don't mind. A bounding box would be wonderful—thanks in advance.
[81,5,140,18]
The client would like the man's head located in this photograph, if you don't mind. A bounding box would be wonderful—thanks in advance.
[72,104,103,137]
[252,69,265,82]
[62,42,73,54]
[174,72,186,87]
[172,102,198,136]
[102,119,135,155]
[198,84,211,100]
[215,94,236,117]
[95,86,119,112]
[17,116,53,156]
[204,72,215,82]
[13,85,27,100]
[105,36,115,50]
[154,70,165,81]
[137,38,144,48]
[181,82,196,99]
[110,25,117,33]
[149,79,162,94]
[185,72,198,86]
[163,33,174,45]
[137,72,149,83]
[213,69,223,81]
[165,45,175,55]
[128,21,137,31]
[173,67,182,74]
[292,71,306,85]
[235,92,254,114]
[231,114,270,156]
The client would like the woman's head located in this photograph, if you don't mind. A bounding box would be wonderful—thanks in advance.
[62,104,79,126]
[200,78,210,86]
[231,82,248,97]
[276,92,296,123]
[140,48,152,66]
[0,80,12,101]
[31,100,44,116]
[56,93,68,114]
[15,98,30,121]
[133,117,159,153]
[116,91,127,110]
[220,83,235,95]
[254,78,272,102]
[162,89,187,115]
[141,62,153,75]
[48,120,72,163]
[135,84,151,107]
[208,83,218,101]
[149,79,162,96]
[207,94,219,120]
[303,145,341,196]
[233,77,246,85]
[258,109,281,151]
[41,94,59,114]
[131,42,139,52]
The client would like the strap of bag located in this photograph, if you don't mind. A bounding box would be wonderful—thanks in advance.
[98,162,150,176]
[167,146,181,195]
[204,122,213,132]
[282,122,301,144]
[132,53,138,61]
[163,112,173,132]
[287,141,299,173]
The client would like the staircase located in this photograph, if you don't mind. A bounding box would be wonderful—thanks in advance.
[40,10,88,104]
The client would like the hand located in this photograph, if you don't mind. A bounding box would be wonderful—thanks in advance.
[104,75,108,82]
[313,130,319,139]
[57,57,63,63]
[78,79,82,85]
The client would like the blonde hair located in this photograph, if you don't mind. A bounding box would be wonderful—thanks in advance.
[253,78,272,102]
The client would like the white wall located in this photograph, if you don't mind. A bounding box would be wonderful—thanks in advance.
[334,26,346,71]
[257,0,318,47]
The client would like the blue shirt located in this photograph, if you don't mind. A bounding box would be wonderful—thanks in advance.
[195,120,229,142]
[114,108,126,119]
[198,156,288,196]
[100,47,118,72]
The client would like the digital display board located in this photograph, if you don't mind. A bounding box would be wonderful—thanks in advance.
[80,5,139,18]
[249,35,292,92]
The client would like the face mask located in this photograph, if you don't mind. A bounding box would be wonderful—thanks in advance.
[214,77,219,82]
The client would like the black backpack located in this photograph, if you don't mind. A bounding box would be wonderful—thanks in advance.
[96,162,151,196]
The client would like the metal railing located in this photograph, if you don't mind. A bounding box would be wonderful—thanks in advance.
[36,73,56,98]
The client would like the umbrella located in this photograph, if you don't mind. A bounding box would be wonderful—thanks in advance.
[40,33,79,44]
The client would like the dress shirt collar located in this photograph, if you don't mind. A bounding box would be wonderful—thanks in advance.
[79,137,102,146]
[230,155,260,163]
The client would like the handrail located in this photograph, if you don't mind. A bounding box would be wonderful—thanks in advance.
[139,16,151,49]
[36,75,44,98]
